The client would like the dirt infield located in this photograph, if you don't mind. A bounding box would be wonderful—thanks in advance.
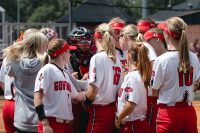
[0,98,199,132]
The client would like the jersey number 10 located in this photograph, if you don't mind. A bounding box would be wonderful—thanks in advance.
[113,66,121,85]
[178,67,193,87]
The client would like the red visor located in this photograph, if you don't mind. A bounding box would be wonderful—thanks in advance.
[137,21,156,33]
[111,22,125,30]
[144,31,165,42]
[157,22,180,40]
[50,42,77,58]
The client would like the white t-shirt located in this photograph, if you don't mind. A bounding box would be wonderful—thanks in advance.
[116,49,127,67]
[143,42,157,61]
[89,51,123,105]
[117,71,147,121]
[35,63,78,120]
[151,51,200,105]
[0,58,14,100]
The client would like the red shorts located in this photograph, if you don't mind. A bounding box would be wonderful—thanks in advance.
[86,102,116,133]
[38,117,73,133]
[120,119,151,133]
[146,96,158,133]
[157,102,198,133]
[3,99,15,133]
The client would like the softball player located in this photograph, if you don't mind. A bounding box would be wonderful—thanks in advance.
[143,27,167,133]
[119,24,157,61]
[116,42,151,133]
[84,23,123,133]
[34,39,85,133]
[109,17,127,67]
[137,18,156,34]
[151,17,200,133]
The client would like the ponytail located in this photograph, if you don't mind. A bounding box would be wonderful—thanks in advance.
[128,42,151,89]
[102,31,116,63]
[167,17,190,73]
[41,52,50,66]
[137,44,151,88]
[178,29,190,73]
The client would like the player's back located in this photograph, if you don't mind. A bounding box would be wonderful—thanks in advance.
[89,51,122,105]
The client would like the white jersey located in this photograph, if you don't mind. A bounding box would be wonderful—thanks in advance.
[116,49,127,67]
[35,63,78,120]
[151,51,200,105]
[144,42,157,61]
[89,51,123,105]
[117,71,147,121]
[0,58,14,100]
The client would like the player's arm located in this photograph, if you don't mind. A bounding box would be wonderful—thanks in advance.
[152,89,159,97]
[34,90,53,133]
[115,101,136,128]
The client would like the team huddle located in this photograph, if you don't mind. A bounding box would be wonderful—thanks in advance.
[0,16,200,133]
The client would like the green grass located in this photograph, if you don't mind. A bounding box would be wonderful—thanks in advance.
[195,92,200,101]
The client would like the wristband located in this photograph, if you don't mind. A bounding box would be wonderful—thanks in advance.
[35,104,46,121]
[83,95,94,105]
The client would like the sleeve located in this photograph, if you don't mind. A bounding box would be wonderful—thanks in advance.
[34,67,51,94]
[70,81,78,99]
[124,77,140,105]
[144,42,157,61]
[0,59,6,82]
[88,55,103,88]
[5,61,16,78]
[150,59,163,90]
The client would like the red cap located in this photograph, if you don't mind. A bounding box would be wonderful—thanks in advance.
[157,22,180,40]
[144,31,165,42]
[50,42,77,58]
[137,21,156,33]
[111,22,125,30]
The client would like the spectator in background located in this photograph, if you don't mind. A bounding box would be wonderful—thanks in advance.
[40,28,58,41]
[189,39,200,62]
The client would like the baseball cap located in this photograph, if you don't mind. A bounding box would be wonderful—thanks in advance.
[111,22,125,30]
[50,42,77,58]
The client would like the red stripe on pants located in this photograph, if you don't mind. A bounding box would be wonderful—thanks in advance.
[86,102,116,133]
[38,117,73,133]
[120,119,151,133]
[3,100,15,133]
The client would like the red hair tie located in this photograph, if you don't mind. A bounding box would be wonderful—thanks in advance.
[144,31,165,42]
[111,22,125,30]
[16,31,24,42]
[50,42,77,58]
[94,32,103,40]
[137,21,156,33]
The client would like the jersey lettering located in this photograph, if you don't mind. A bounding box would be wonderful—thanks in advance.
[120,60,127,67]
[178,67,193,87]
[113,66,121,85]
[54,81,71,92]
